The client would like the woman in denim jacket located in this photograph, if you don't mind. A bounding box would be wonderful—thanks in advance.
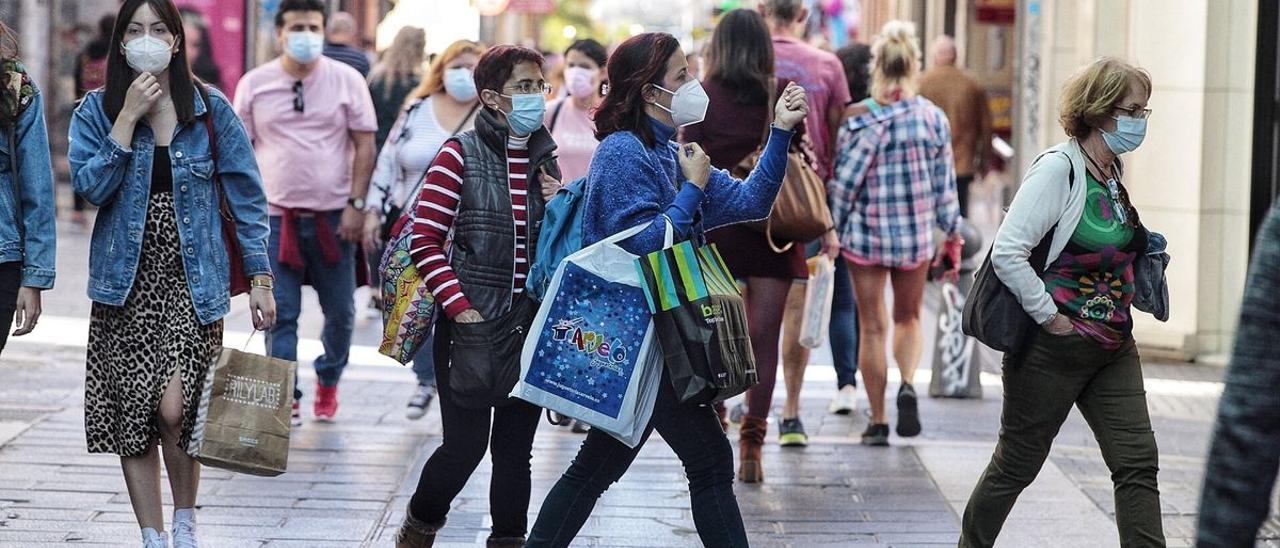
[0,23,56,355]
[67,1,273,547]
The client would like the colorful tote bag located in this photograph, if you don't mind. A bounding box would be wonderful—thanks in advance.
[637,241,758,405]
[512,221,670,447]
[378,218,437,364]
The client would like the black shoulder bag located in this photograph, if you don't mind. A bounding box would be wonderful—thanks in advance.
[962,151,1074,355]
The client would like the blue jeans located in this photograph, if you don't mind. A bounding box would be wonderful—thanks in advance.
[411,329,437,386]
[831,256,860,389]
[526,369,747,547]
[265,212,356,400]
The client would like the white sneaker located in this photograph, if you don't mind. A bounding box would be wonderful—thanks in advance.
[828,385,859,415]
[172,509,198,548]
[406,384,436,420]
[172,522,198,548]
[141,528,169,548]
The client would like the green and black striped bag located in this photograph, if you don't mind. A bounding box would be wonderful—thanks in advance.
[635,241,757,405]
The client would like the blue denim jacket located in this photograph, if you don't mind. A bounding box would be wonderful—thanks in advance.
[69,88,271,325]
[0,83,56,289]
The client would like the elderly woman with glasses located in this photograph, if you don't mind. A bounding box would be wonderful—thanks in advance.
[393,44,562,548]
[959,57,1164,547]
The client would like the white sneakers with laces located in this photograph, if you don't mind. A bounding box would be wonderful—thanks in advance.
[172,508,199,548]
[828,385,859,415]
[141,527,168,548]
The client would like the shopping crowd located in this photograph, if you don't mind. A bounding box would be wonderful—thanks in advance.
[0,0,1274,547]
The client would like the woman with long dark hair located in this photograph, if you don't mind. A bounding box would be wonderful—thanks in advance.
[0,21,55,355]
[683,8,829,483]
[68,1,274,546]
[525,31,809,547]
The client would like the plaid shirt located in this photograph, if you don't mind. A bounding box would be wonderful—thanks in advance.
[827,97,960,267]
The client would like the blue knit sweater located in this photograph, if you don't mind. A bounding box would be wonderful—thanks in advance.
[582,116,795,255]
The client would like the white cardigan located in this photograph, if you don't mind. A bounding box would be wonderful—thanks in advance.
[991,139,1090,326]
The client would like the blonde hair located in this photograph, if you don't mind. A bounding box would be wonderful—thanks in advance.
[1058,57,1152,138]
[410,39,486,102]
[369,26,426,100]
[870,20,921,104]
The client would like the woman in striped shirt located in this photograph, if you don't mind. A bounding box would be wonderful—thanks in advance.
[363,39,484,420]
[394,45,562,548]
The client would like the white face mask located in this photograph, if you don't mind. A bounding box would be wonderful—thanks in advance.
[653,79,710,127]
[123,35,174,74]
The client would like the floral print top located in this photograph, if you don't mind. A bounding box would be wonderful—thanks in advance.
[1042,172,1148,349]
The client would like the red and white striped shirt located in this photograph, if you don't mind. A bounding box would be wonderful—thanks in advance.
[408,135,531,319]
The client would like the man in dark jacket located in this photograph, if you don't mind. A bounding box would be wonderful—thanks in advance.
[1196,203,1280,546]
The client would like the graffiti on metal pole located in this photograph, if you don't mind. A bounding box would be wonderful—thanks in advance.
[936,283,976,397]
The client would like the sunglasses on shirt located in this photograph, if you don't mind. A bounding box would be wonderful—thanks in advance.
[292,81,304,113]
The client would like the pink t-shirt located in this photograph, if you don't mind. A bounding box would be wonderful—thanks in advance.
[234,57,377,212]
[545,98,598,183]
[772,36,851,180]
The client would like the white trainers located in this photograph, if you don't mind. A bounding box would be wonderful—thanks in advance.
[172,508,198,548]
[141,527,169,548]
[828,385,859,415]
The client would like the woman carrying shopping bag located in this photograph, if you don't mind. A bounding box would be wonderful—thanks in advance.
[393,45,562,548]
[525,31,809,548]
[827,21,962,446]
[68,1,274,547]
[363,39,485,420]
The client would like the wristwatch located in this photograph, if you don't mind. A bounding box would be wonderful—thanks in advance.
[348,197,366,210]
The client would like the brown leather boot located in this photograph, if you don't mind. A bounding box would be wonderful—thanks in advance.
[738,416,767,483]
[486,535,526,547]
[395,511,444,548]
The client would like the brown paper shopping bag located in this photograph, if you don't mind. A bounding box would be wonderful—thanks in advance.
[188,335,297,477]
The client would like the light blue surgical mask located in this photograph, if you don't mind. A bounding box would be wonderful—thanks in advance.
[1102,115,1147,155]
[444,68,477,102]
[285,31,324,64]
[499,93,546,136]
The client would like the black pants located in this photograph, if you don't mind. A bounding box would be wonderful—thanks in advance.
[0,261,20,353]
[406,319,542,539]
[526,368,748,547]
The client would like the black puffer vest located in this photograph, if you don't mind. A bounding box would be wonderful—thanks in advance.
[449,108,560,319]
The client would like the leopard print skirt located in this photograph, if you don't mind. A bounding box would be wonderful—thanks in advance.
[85,192,224,457]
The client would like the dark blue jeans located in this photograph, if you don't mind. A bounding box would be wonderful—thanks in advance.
[526,369,748,547]
[411,329,437,386]
[265,212,356,400]
[831,256,860,388]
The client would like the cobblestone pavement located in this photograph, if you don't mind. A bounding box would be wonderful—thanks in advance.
[0,208,1277,547]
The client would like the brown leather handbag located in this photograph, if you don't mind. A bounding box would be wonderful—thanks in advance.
[733,82,833,253]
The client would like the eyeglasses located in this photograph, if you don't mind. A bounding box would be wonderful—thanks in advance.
[503,82,553,96]
[292,81,305,113]
[1114,105,1151,120]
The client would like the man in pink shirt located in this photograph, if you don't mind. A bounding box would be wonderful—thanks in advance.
[755,0,853,448]
[234,0,377,425]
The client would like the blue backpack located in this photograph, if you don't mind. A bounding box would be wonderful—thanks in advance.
[528,177,588,301]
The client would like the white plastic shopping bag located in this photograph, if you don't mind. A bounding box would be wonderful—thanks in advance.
[512,221,673,447]
[798,256,836,349]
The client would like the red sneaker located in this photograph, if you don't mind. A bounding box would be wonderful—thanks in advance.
[291,400,302,427]
[314,384,339,422]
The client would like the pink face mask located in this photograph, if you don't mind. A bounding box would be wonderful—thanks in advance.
[563,66,599,98]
